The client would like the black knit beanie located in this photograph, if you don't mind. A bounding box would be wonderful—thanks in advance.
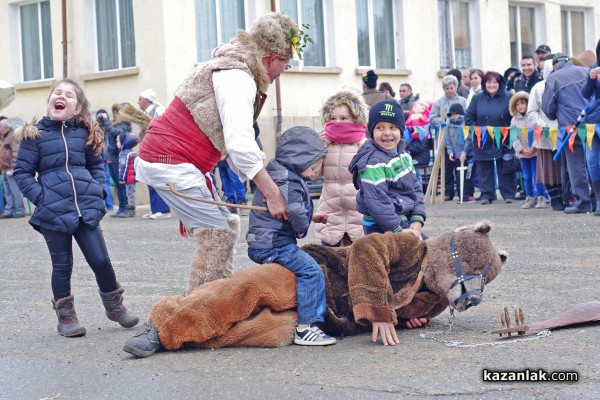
[367,100,405,137]
[363,70,378,89]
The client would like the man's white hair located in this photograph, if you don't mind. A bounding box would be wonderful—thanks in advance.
[139,89,157,103]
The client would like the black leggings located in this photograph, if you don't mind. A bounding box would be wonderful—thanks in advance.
[41,222,117,299]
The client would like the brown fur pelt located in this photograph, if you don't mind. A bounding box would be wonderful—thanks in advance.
[147,221,507,349]
[306,220,506,336]
[119,103,152,129]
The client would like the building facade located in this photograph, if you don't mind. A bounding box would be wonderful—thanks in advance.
[0,0,598,162]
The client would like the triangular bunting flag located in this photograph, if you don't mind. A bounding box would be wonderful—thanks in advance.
[586,124,595,149]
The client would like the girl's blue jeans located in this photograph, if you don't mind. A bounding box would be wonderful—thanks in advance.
[519,157,545,197]
[248,243,326,325]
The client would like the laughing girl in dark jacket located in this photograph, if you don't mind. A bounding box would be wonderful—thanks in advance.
[14,78,138,338]
[464,71,516,204]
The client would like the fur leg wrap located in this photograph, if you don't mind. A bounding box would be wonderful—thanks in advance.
[185,227,237,295]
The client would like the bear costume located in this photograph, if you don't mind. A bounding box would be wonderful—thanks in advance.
[124,221,506,356]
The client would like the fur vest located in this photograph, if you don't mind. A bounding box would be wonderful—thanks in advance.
[174,31,270,156]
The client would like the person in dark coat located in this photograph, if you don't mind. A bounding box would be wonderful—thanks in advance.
[247,126,336,346]
[349,100,426,237]
[542,53,592,214]
[464,71,516,204]
[13,78,138,338]
[580,40,600,216]
[513,55,544,93]
[97,103,131,217]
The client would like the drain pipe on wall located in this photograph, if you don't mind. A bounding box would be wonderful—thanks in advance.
[270,0,283,139]
[61,0,68,78]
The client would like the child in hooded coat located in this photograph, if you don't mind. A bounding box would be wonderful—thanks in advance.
[315,90,368,247]
[247,126,336,346]
[510,91,546,209]
[118,131,139,217]
[349,100,426,238]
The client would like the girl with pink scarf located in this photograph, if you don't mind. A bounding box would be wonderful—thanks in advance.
[314,90,369,247]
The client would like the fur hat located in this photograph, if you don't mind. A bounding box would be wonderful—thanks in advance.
[139,89,156,103]
[447,103,464,118]
[363,70,378,89]
[250,12,297,60]
[111,102,129,114]
[320,89,369,125]
[509,91,529,117]
[367,100,405,136]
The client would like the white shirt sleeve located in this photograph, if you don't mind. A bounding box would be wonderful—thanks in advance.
[213,69,266,181]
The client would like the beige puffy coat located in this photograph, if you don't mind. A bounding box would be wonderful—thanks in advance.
[315,139,366,245]
[315,90,369,245]
[510,92,536,159]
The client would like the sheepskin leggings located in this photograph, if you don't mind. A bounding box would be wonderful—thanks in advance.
[186,225,237,295]
[148,263,298,350]
[40,224,117,299]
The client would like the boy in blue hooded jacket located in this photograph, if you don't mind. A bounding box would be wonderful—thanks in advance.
[247,126,336,346]
[349,100,426,238]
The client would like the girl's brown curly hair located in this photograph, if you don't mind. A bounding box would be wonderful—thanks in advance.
[48,78,104,156]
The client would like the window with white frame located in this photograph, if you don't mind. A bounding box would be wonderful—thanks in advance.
[20,1,54,82]
[195,0,246,62]
[561,9,587,57]
[356,0,397,69]
[95,0,136,71]
[509,4,536,67]
[280,0,327,67]
[438,0,472,69]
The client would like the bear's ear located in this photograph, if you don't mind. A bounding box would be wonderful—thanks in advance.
[498,249,508,263]
[455,220,491,234]
[473,220,491,234]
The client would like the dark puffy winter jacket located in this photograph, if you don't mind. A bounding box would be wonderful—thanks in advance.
[348,139,426,233]
[581,64,600,124]
[464,77,512,161]
[14,117,106,234]
[100,118,131,163]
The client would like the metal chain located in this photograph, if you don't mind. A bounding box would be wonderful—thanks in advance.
[417,310,552,348]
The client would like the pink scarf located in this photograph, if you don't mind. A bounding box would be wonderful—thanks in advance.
[322,121,367,144]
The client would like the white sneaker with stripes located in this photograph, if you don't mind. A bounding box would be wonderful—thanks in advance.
[294,324,337,346]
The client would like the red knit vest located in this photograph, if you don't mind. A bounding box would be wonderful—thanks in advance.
[139,97,222,180]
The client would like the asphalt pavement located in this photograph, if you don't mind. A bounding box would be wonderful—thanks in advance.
[1,199,599,399]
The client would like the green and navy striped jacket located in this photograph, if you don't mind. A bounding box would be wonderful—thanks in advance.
[348,139,426,233]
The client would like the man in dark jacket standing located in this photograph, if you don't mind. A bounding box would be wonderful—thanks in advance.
[513,55,543,93]
[542,53,592,214]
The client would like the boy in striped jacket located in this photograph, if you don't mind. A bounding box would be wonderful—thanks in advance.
[349,100,426,238]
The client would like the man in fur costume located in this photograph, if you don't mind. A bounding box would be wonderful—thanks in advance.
[124,221,506,357]
[134,13,300,300]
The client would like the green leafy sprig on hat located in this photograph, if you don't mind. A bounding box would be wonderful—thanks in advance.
[289,24,313,60]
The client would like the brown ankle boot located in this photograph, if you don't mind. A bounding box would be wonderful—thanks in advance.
[99,284,139,328]
[52,295,86,337]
